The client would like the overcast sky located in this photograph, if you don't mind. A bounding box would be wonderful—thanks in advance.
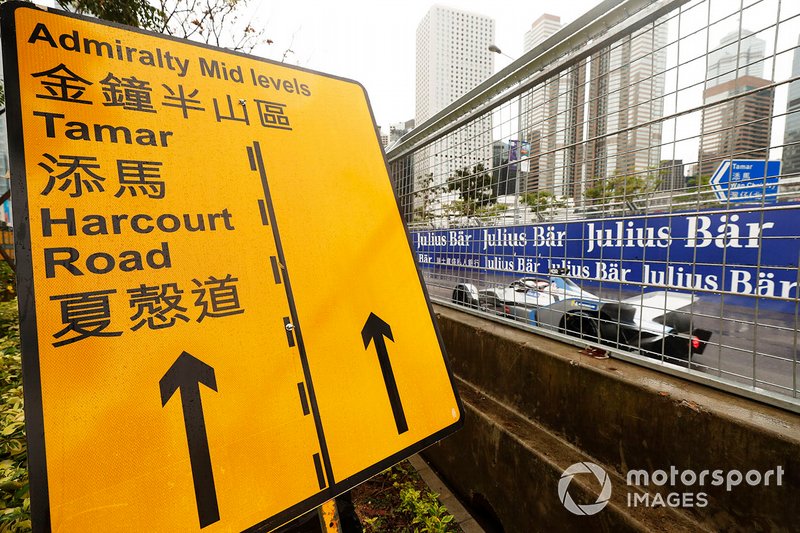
[249,1,602,131]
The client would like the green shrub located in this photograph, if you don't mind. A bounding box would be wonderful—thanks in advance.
[0,263,14,304]
[0,301,29,532]
[0,302,18,340]
[397,481,456,533]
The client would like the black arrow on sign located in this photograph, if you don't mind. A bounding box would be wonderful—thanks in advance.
[362,313,408,434]
[160,351,220,529]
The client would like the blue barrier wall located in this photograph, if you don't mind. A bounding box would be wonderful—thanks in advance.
[412,207,800,310]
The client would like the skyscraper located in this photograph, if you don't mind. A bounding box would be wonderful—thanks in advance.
[782,36,800,177]
[698,30,774,177]
[388,120,415,147]
[378,128,390,148]
[586,23,668,186]
[658,159,686,191]
[414,6,495,202]
[519,17,666,201]
[706,30,767,88]
[520,14,586,198]
[523,13,560,53]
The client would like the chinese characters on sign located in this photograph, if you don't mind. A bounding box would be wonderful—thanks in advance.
[33,63,295,126]
[29,61,292,346]
[709,159,781,204]
[50,275,244,346]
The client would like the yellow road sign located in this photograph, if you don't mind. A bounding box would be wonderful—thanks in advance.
[1,3,462,531]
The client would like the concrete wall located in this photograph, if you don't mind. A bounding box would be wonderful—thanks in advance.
[424,305,800,532]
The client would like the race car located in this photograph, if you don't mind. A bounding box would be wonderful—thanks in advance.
[451,275,712,362]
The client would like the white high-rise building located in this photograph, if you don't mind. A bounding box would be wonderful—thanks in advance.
[415,5,495,122]
[414,5,495,207]
[523,13,561,54]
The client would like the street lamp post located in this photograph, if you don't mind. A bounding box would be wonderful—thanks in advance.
[488,44,525,200]
[488,44,515,61]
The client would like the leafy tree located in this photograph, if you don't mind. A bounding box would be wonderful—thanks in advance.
[446,164,496,216]
[0,301,26,532]
[522,190,564,220]
[151,0,266,52]
[56,0,160,29]
[443,199,470,218]
[413,173,444,222]
[50,0,268,53]
[584,172,660,213]
[673,174,718,210]
[474,202,508,219]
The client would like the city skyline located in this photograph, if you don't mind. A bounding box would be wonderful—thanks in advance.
[248,1,601,130]
[404,12,797,193]
[514,13,669,199]
[5,2,798,187]
[19,2,749,175]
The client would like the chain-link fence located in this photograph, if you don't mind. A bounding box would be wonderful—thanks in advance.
[387,0,800,411]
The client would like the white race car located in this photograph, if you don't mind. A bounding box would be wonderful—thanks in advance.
[452,275,712,361]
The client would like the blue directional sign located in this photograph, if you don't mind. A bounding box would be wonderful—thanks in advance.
[710,160,781,204]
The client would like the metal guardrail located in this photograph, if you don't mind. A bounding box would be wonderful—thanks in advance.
[388,0,800,412]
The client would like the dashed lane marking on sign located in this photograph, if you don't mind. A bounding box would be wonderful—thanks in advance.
[270,256,282,284]
[257,199,270,226]
[297,382,311,416]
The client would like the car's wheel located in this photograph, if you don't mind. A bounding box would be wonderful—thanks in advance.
[452,285,479,308]
[562,313,599,341]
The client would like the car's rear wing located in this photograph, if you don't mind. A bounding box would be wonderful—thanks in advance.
[622,291,696,323]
